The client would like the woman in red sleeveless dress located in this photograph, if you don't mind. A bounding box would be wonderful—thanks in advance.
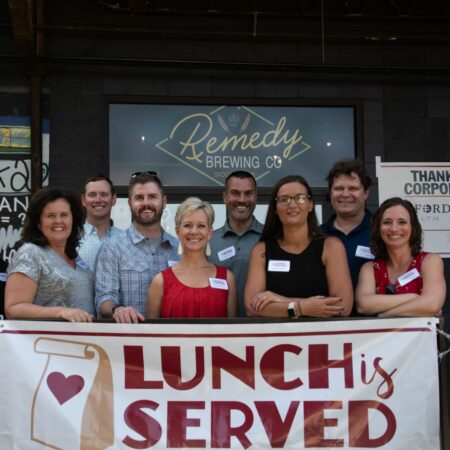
[146,197,237,318]
[356,197,445,316]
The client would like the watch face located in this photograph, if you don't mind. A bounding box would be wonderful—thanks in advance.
[288,305,296,318]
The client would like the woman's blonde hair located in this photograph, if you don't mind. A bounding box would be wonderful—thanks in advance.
[175,197,215,228]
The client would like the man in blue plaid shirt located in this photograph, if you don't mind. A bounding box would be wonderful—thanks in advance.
[95,172,179,323]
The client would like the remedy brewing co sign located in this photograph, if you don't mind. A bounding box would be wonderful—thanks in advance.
[109,104,355,187]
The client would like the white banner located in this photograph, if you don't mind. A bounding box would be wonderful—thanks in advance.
[376,156,450,256]
[0,318,440,449]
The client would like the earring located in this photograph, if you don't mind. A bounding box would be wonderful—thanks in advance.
[206,242,211,257]
[177,242,183,256]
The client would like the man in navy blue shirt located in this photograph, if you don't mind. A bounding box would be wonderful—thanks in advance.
[321,160,373,306]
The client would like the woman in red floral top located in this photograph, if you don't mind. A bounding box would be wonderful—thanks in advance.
[355,197,445,317]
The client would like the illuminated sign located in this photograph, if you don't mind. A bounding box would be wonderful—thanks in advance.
[110,104,355,187]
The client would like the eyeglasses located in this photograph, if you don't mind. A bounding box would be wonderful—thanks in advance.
[131,171,158,178]
[385,284,396,295]
[275,193,311,206]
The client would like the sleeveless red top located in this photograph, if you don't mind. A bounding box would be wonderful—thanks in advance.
[161,265,229,318]
[373,252,428,295]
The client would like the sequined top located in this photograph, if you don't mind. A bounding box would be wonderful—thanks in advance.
[7,243,95,315]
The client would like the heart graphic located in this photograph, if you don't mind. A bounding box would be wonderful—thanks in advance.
[47,372,85,405]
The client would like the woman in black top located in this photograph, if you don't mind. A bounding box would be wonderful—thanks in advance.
[245,175,353,318]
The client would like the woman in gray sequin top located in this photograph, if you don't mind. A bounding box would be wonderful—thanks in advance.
[5,188,94,321]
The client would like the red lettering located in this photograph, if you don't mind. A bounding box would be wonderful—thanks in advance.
[360,355,397,400]
[348,401,396,447]
[211,402,253,449]
[304,401,343,448]
[124,346,163,389]
[309,343,354,389]
[255,401,300,447]
[162,346,204,390]
[260,344,303,390]
[123,400,162,449]
[212,346,255,389]
[167,401,206,448]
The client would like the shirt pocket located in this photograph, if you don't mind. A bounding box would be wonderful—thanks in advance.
[119,259,150,294]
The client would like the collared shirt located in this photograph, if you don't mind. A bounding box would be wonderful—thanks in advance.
[209,217,263,317]
[95,222,179,317]
[78,222,122,271]
[321,208,372,289]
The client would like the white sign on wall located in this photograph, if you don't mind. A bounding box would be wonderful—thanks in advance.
[376,156,450,257]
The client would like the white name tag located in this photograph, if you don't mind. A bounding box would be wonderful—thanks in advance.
[268,260,291,272]
[217,246,236,262]
[0,272,7,282]
[209,278,229,290]
[168,260,178,267]
[397,268,420,286]
[355,245,375,260]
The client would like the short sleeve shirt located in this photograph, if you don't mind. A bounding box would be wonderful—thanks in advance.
[7,243,95,314]
[209,217,263,316]
[321,209,372,288]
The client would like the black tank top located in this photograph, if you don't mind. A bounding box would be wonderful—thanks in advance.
[265,237,329,298]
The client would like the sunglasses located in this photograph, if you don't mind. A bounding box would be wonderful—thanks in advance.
[131,171,158,178]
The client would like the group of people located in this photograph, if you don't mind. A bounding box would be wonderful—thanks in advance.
[4,160,446,323]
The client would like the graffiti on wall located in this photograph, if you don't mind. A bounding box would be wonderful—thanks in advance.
[0,118,49,264]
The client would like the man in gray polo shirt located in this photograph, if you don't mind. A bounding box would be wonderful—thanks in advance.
[209,171,263,317]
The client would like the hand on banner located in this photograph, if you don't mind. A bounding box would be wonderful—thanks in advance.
[59,308,93,323]
[112,306,145,324]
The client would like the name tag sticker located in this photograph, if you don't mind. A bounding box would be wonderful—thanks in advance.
[397,268,420,286]
[0,272,7,282]
[218,246,236,262]
[355,245,375,260]
[268,260,291,272]
[168,260,178,267]
[209,278,229,290]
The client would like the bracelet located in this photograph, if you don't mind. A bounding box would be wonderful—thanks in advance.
[111,304,124,314]
[297,301,302,317]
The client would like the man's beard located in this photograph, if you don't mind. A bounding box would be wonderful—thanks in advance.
[131,206,164,227]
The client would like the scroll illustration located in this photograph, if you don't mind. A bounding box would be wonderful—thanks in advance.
[31,338,114,449]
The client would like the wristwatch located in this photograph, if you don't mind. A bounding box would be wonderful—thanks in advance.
[287,301,299,319]
[111,304,124,314]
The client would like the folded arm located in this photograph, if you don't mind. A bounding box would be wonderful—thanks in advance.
[244,240,349,318]
[356,254,445,317]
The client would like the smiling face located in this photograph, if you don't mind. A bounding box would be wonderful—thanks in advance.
[176,208,213,254]
[223,176,257,229]
[39,198,73,247]
[129,182,166,227]
[275,181,313,227]
[82,180,116,222]
[380,205,412,249]
[330,172,368,219]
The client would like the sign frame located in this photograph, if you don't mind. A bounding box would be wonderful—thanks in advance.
[104,96,364,204]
